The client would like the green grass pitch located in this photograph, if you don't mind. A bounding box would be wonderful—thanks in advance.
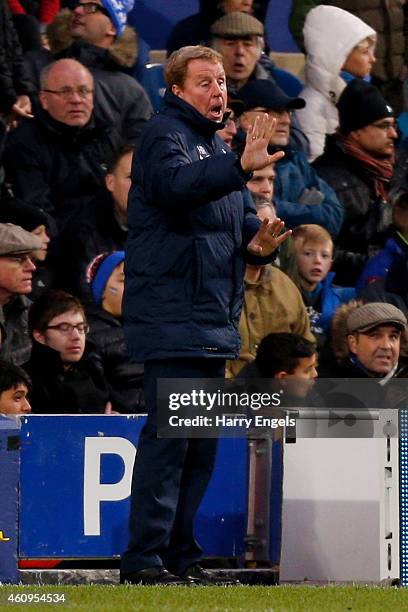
[2,584,408,611]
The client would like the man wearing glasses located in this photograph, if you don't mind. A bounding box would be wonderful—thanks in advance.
[0,223,41,366]
[25,0,152,141]
[4,58,122,232]
[314,79,398,285]
[24,289,122,414]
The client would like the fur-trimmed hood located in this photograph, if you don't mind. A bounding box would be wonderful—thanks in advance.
[46,9,138,68]
[331,300,363,363]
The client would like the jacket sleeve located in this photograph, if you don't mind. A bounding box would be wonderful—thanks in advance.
[140,131,249,208]
[274,160,344,237]
[4,133,55,217]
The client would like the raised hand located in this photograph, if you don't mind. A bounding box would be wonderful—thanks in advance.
[240,114,285,173]
[247,217,292,257]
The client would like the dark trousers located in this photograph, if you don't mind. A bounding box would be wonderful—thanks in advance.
[121,357,225,576]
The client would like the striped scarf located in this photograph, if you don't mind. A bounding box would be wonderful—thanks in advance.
[336,132,394,200]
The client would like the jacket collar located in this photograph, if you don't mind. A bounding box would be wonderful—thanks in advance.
[35,105,109,141]
[162,90,226,139]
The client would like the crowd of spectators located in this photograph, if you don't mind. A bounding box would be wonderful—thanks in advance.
[1,0,408,415]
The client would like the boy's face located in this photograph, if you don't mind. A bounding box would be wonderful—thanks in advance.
[294,240,333,290]
[0,384,31,414]
[34,309,87,366]
[278,353,318,398]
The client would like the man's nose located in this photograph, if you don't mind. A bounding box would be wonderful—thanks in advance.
[70,326,82,338]
[24,257,36,272]
[22,398,31,413]
[389,125,398,139]
[227,120,237,135]
[234,41,246,56]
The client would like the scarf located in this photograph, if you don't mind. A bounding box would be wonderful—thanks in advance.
[336,132,394,200]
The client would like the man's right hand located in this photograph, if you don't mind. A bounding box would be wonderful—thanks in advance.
[240,114,285,173]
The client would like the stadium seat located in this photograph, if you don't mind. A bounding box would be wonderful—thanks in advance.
[141,63,166,112]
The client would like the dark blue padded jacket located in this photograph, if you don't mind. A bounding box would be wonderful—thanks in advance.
[124,91,271,362]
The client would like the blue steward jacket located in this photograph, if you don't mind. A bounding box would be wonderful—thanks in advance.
[124,91,270,362]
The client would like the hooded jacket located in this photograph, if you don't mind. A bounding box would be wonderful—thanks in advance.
[289,0,406,83]
[124,90,272,362]
[295,6,376,161]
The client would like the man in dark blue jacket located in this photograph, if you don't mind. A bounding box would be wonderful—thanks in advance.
[121,45,289,586]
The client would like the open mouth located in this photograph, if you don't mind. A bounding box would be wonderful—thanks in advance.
[209,103,224,121]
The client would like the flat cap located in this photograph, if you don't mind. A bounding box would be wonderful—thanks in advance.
[211,11,264,38]
[347,303,407,334]
[0,223,42,256]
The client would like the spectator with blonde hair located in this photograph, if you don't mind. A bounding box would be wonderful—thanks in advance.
[291,223,355,348]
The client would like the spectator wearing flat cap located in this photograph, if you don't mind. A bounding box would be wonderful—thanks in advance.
[0,223,41,365]
[319,301,408,379]
[314,79,397,286]
[234,79,343,237]
[167,1,271,56]
[211,11,310,155]
[86,251,144,413]
[0,197,53,300]
[210,11,273,96]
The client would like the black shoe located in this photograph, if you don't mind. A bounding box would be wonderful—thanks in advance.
[179,564,239,586]
[120,566,196,586]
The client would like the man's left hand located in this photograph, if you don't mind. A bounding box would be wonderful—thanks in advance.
[247,217,291,257]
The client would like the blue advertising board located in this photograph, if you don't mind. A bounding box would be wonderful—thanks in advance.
[0,417,20,583]
[19,416,250,559]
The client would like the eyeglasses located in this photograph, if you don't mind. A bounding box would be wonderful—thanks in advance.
[0,254,34,265]
[46,322,90,335]
[75,2,110,16]
[42,87,94,100]
[371,121,396,132]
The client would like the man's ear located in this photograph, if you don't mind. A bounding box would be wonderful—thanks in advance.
[38,91,48,111]
[107,23,116,38]
[105,172,114,193]
[172,84,182,98]
[347,333,358,355]
[275,371,288,379]
[33,330,46,346]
